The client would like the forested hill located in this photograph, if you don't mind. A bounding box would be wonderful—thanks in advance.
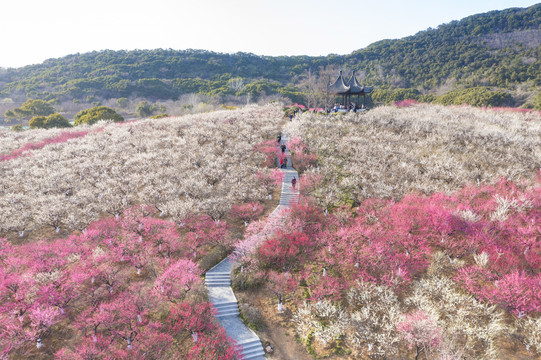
[0,3,539,106]
[346,4,541,90]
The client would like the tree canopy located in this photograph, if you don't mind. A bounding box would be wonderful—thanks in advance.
[5,99,56,119]
[73,106,124,126]
[29,113,72,129]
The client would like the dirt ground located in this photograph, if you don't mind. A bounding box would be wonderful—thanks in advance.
[236,288,313,360]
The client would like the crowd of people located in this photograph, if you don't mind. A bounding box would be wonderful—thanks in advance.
[330,103,366,113]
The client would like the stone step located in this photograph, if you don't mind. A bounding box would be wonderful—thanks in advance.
[214,302,239,312]
[242,348,266,360]
[205,279,231,284]
[206,282,231,287]
[214,300,238,307]
[237,341,263,353]
[206,278,230,283]
[215,309,240,318]
[236,339,263,351]
[206,271,230,277]
[205,275,231,281]
[205,277,230,282]
[205,272,231,277]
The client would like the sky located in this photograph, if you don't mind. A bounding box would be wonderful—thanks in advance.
[0,0,539,68]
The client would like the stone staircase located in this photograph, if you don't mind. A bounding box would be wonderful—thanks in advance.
[205,271,231,288]
[205,131,298,360]
[236,339,267,360]
[214,301,240,319]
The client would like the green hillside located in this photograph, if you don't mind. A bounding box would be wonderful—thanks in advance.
[0,3,539,114]
[345,4,541,90]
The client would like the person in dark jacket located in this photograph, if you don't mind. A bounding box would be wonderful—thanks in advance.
[291,177,297,189]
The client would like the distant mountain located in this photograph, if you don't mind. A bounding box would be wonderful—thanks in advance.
[0,4,539,108]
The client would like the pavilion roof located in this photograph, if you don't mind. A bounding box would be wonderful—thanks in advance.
[328,71,373,95]
[346,71,364,94]
[328,71,350,94]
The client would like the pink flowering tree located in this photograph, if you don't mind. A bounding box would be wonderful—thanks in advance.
[266,271,298,311]
[397,310,442,360]
[229,202,264,226]
[254,139,280,168]
[256,169,284,199]
[153,259,202,302]
[168,300,215,341]
[257,231,313,271]
[303,268,345,302]
[0,130,90,163]
[287,137,317,173]
[187,329,241,360]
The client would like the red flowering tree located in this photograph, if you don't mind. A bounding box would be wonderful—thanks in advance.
[257,231,313,271]
[266,271,298,311]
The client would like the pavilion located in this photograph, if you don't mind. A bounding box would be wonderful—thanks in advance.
[328,71,373,110]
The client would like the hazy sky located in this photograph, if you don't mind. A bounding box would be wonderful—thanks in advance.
[1,0,539,68]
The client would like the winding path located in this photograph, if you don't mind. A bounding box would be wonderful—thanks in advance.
[205,132,299,360]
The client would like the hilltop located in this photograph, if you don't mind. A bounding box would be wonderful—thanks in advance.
[0,3,539,120]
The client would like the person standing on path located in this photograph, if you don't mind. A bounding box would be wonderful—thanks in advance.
[291,177,297,189]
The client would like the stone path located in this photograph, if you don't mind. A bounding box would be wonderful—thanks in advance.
[205,132,299,360]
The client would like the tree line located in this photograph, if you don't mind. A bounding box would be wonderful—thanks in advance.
[0,4,539,113]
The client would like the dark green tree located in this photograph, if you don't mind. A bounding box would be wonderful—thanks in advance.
[18,99,56,117]
[73,106,124,126]
[135,101,166,118]
[135,101,154,118]
[44,113,72,128]
[28,116,47,129]
[117,97,129,108]
[29,113,72,129]
[436,87,513,107]
[8,99,56,120]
